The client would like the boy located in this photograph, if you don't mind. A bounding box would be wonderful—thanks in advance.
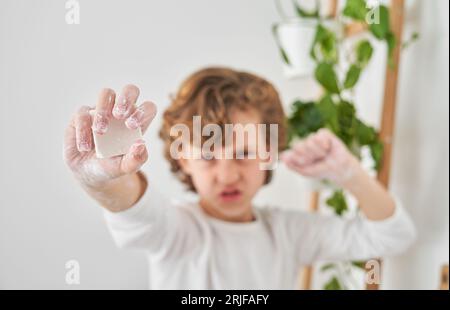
[63,67,416,289]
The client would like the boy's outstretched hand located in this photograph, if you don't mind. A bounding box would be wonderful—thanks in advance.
[281,128,396,221]
[280,128,360,186]
[63,85,157,212]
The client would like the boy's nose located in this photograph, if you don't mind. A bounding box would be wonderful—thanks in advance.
[215,159,240,185]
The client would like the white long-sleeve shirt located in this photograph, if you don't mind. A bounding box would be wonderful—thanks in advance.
[103,181,416,289]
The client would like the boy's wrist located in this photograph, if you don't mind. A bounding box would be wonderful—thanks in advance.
[338,159,370,196]
[134,171,148,205]
[81,172,146,212]
[80,174,124,192]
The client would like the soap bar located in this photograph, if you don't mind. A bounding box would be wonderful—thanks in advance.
[89,110,143,159]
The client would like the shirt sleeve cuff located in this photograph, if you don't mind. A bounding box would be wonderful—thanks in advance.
[102,173,168,226]
[362,195,416,237]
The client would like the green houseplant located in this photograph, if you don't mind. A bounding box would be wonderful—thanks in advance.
[272,0,418,289]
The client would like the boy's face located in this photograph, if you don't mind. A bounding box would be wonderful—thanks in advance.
[179,108,271,222]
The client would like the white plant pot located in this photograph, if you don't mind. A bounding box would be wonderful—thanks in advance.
[275,19,342,79]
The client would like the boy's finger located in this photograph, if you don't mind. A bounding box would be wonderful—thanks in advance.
[93,88,115,134]
[313,131,332,152]
[317,128,344,150]
[305,137,327,159]
[297,135,327,161]
[281,150,308,167]
[120,139,148,175]
[292,141,315,164]
[296,160,330,178]
[75,106,94,152]
[63,118,79,165]
[283,154,309,175]
[113,84,140,120]
[125,101,157,132]
[317,128,334,139]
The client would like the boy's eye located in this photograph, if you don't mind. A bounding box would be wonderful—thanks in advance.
[236,150,255,159]
[237,151,247,158]
[201,153,215,161]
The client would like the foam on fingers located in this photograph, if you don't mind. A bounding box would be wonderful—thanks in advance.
[89,110,143,159]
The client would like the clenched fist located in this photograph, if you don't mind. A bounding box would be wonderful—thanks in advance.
[280,128,361,186]
[63,85,157,188]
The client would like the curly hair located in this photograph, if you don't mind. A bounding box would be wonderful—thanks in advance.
[159,67,287,192]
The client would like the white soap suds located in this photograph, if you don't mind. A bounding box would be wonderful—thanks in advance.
[77,159,114,186]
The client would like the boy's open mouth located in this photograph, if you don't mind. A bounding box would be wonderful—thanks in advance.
[219,189,242,202]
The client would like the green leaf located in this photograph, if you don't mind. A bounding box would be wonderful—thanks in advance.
[272,24,291,66]
[288,101,324,139]
[351,261,366,269]
[336,101,356,147]
[324,276,343,290]
[402,32,420,49]
[271,23,279,39]
[310,24,338,64]
[326,190,348,216]
[356,40,374,67]
[343,0,368,21]
[386,31,397,68]
[321,263,336,271]
[369,5,390,40]
[344,64,361,89]
[292,0,320,18]
[317,95,339,133]
[280,47,291,65]
[355,120,377,145]
[369,140,384,171]
[315,62,340,94]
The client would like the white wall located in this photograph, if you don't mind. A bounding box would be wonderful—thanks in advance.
[382,0,449,290]
[0,0,447,289]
